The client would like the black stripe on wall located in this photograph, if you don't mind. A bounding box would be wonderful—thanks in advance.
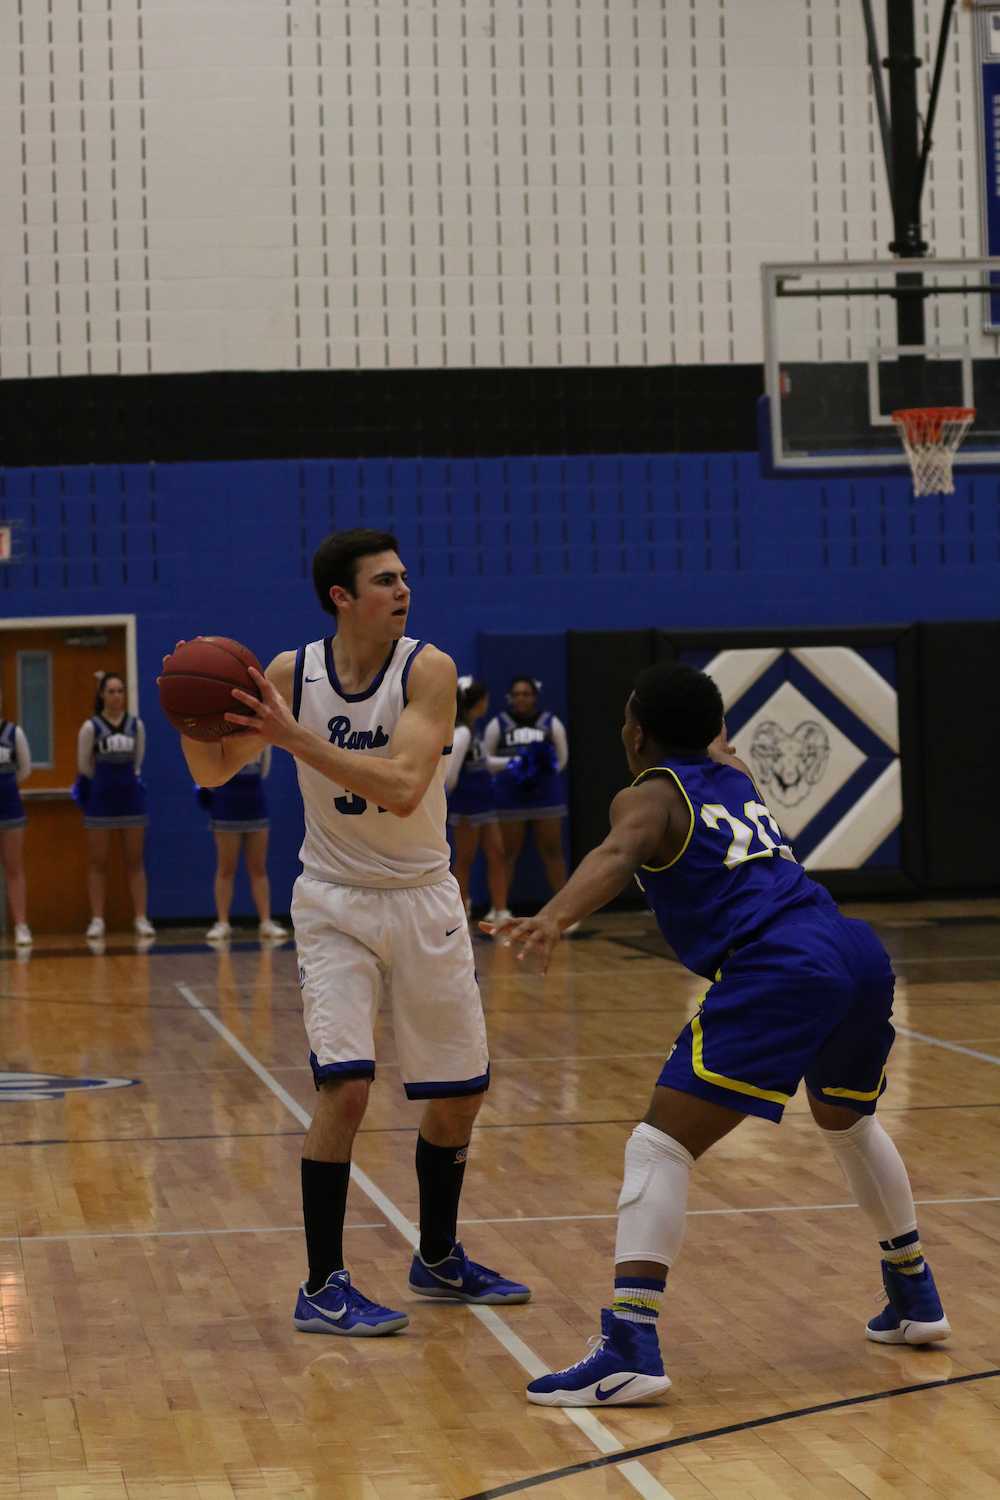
[0,366,763,466]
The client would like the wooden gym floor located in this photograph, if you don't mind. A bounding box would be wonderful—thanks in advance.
[1,899,999,1500]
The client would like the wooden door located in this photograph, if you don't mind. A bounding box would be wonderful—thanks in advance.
[0,626,132,934]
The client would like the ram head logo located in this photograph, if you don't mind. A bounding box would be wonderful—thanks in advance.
[749,720,830,807]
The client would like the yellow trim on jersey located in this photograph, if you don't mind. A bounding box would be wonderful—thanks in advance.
[631,766,695,872]
[690,1012,791,1106]
[820,1069,886,1103]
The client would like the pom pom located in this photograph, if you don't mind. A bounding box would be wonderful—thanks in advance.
[71,774,92,807]
[502,740,557,788]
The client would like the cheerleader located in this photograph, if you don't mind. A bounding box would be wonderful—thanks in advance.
[77,672,154,940]
[0,689,32,947]
[198,746,288,941]
[483,675,572,908]
[446,677,511,927]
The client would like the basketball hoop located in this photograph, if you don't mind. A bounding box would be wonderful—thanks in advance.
[891,407,975,496]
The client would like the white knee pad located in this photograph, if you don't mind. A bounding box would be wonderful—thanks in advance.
[822,1114,917,1243]
[614,1122,693,1270]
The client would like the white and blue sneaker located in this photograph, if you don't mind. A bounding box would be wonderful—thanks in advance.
[527,1309,671,1407]
[866,1260,950,1345]
[409,1241,531,1304]
[293,1270,409,1336]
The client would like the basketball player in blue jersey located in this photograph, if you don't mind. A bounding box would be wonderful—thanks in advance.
[171,529,529,1336]
[496,662,948,1406]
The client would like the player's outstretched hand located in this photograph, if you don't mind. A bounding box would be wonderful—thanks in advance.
[481,914,562,973]
[226,667,299,750]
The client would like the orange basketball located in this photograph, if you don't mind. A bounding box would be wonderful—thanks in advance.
[158,636,262,741]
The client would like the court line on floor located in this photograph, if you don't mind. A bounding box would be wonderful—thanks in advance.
[142,1053,668,1077]
[893,954,1000,964]
[895,1025,1000,1067]
[7,1193,999,1247]
[460,1366,1000,1500]
[460,1194,1000,1225]
[0,1223,371,1244]
[7,1101,1000,1151]
[175,983,676,1500]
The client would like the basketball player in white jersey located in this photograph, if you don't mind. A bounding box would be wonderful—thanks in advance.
[173,529,529,1335]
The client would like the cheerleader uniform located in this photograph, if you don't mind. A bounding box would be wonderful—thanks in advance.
[0,720,30,830]
[484,708,569,821]
[202,747,272,832]
[78,714,148,828]
[446,726,498,827]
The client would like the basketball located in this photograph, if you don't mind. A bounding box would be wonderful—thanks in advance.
[158,636,263,741]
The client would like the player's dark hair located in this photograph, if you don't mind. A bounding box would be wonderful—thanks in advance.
[94,672,125,715]
[631,663,724,751]
[456,677,488,724]
[508,675,539,696]
[312,528,400,617]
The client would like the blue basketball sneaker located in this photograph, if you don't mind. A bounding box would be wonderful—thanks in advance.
[293,1270,409,1336]
[866,1260,950,1345]
[527,1309,671,1407]
[408,1241,530,1304]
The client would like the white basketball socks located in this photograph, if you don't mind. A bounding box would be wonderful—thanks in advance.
[614,1122,694,1270]
[821,1114,918,1243]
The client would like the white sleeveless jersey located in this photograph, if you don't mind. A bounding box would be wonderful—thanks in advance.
[292,634,451,889]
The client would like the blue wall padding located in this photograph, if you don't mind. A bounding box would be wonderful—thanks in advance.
[1,453,997,918]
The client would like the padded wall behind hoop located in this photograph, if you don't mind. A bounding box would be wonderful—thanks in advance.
[566,630,658,883]
[917,620,1000,890]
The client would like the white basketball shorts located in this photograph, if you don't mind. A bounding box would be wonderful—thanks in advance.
[291,873,490,1099]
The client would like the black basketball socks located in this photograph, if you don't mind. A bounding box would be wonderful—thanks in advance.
[416,1133,469,1264]
[301,1158,351,1294]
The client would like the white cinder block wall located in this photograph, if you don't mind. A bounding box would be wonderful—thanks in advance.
[0,0,980,378]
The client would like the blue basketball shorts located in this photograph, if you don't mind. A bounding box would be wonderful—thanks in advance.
[659,913,895,1124]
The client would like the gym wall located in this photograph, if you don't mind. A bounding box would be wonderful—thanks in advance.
[1,2,996,918]
[0,0,975,380]
[566,623,1000,900]
[0,456,996,917]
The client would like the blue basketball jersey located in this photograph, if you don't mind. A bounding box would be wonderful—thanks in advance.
[633,755,835,979]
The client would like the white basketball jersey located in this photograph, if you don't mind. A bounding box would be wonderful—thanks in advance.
[292,634,451,889]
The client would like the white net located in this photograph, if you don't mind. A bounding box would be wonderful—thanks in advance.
[891,407,976,496]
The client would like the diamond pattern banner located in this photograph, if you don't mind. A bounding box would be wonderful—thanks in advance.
[695,646,902,871]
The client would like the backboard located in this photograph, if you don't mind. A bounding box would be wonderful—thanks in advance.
[762,258,1000,473]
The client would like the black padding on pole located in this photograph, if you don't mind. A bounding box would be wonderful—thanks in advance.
[566,630,657,871]
[918,621,1000,889]
[895,624,925,887]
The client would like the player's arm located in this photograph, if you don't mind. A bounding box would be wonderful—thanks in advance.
[550,716,569,771]
[498,776,686,970]
[175,651,290,788]
[445,723,471,794]
[227,645,456,819]
[14,727,32,784]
